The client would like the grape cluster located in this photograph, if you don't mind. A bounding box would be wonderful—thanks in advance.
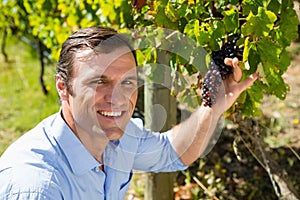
[202,36,243,107]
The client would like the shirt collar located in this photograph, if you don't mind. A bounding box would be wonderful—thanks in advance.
[102,118,141,172]
[50,112,100,176]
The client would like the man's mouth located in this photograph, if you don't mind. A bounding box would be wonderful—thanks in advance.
[98,111,123,118]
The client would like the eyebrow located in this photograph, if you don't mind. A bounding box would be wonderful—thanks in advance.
[91,75,107,79]
[91,75,137,81]
[123,76,138,81]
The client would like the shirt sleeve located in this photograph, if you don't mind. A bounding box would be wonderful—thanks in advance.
[132,127,188,172]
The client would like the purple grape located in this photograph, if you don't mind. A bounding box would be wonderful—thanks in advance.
[202,35,243,107]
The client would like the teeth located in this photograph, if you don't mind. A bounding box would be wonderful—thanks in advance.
[99,111,122,117]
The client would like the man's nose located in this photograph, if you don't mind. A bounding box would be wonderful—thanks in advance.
[103,84,126,105]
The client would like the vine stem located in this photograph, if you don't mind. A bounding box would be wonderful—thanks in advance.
[287,144,300,161]
[192,176,220,200]
[235,131,266,170]
[252,121,281,199]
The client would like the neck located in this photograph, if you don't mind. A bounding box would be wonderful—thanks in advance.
[61,105,109,163]
[75,125,109,163]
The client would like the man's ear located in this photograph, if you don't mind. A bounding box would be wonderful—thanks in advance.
[56,75,69,100]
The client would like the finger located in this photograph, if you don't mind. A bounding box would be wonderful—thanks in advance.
[237,72,259,92]
[231,58,242,82]
[224,57,242,82]
[224,57,233,66]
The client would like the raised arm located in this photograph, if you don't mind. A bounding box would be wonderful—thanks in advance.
[171,58,259,166]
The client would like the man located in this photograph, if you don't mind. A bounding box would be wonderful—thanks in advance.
[0,26,258,199]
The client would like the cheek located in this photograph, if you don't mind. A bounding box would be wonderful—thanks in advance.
[70,92,100,128]
[72,88,97,111]
[129,90,138,108]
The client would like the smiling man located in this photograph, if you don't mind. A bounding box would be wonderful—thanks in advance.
[0,26,258,199]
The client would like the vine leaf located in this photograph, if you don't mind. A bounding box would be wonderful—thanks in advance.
[241,7,277,38]
[222,7,239,32]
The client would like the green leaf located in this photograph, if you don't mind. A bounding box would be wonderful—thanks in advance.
[184,19,210,45]
[155,9,178,29]
[23,0,33,13]
[165,1,178,22]
[197,29,210,47]
[223,7,239,32]
[278,49,291,73]
[135,50,145,66]
[66,14,78,27]
[260,62,289,99]
[212,20,225,40]
[42,0,54,11]
[241,7,277,38]
[246,46,260,74]
[277,3,299,46]
[242,0,263,15]
[229,0,240,5]
[191,46,209,73]
[177,3,189,18]
[193,19,200,38]
[242,37,250,62]
[256,63,268,85]
[240,83,264,117]
[236,90,247,105]
[101,3,117,22]
[176,88,200,110]
[172,40,193,65]
[256,37,280,65]
[267,0,281,14]
[185,64,199,76]
[255,37,290,98]
[183,19,196,37]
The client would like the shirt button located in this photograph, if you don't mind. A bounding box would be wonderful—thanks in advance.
[95,167,100,172]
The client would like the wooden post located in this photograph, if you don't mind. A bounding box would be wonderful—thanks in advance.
[144,52,177,200]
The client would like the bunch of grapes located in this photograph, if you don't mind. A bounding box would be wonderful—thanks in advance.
[202,36,243,107]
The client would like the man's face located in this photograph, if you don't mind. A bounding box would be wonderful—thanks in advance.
[68,46,138,140]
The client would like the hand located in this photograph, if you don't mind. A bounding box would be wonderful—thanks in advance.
[211,57,259,114]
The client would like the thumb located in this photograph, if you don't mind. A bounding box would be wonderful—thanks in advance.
[237,72,259,92]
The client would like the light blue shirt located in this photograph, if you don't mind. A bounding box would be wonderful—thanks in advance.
[0,112,187,199]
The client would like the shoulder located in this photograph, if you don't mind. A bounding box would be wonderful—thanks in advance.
[0,164,63,199]
[0,114,67,199]
[1,112,63,164]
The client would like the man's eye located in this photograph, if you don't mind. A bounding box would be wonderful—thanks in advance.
[90,79,105,85]
[122,80,137,87]
[91,79,105,84]
[122,80,132,85]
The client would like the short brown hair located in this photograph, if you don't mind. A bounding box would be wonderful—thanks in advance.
[56,26,136,94]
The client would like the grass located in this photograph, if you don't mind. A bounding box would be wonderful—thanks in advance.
[0,35,60,155]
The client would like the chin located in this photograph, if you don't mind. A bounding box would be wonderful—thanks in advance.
[105,129,125,141]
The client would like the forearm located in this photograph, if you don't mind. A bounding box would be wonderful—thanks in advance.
[171,105,221,166]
